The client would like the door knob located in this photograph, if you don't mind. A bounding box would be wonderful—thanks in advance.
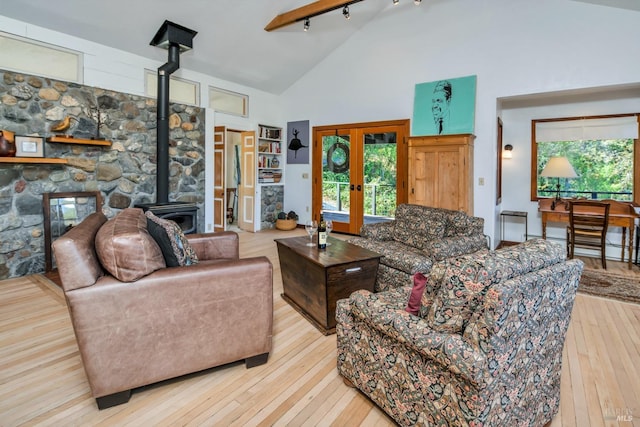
[357,185,362,191]
[350,184,355,191]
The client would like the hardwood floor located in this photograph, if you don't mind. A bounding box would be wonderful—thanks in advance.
[0,229,638,426]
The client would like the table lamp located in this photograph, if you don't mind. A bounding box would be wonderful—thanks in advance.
[540,156,578,210]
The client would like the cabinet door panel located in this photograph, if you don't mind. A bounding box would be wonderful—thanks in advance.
[409,149,437,206]
[437,149,461,211]
[408,134,474,214]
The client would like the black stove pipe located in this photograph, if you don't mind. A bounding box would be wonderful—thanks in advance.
[156,44,180,204]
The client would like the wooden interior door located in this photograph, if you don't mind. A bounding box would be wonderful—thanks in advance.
[238,131,256,232]
[213,126,226,232]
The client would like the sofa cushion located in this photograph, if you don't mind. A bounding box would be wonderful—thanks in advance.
[392,204,447,249]
[427,239,566,334]
[95,208,166,282]
[145,211,199,267]
[348,237,432,274]
[423,235,489,261]
[445,210,482,237]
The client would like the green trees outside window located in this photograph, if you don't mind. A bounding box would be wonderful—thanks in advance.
[537,139,633,201]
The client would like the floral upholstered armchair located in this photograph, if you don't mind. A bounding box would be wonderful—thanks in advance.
[336,239,583,426]
[348,204,488,291]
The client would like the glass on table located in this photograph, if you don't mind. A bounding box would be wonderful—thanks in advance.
[305,220,318,246]
[325,219,333,246]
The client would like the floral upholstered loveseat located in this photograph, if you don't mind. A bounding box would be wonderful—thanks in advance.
[336,239,583,426]
[348,204,488,291]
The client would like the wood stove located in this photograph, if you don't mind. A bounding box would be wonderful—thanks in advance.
[139,22,199,235]
[136,202,198,234]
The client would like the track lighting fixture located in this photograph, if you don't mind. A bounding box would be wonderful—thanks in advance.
[393,0,399,5]
[303,18,310,31]
[343,5,351,19]
[414,0,422,4]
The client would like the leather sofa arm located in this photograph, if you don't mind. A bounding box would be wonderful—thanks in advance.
[347,290,487,387]
[187,231,239,260]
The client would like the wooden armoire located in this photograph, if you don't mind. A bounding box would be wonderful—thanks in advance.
[407,134,474,215]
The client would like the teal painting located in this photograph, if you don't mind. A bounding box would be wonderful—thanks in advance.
[412,75,477,136]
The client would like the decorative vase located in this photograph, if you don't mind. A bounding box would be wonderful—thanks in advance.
[271,157,280,168]
[0,130,16,157]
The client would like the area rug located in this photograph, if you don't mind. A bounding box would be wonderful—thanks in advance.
[578,268,640,304]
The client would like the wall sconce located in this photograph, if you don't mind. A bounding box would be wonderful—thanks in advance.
[503,144,513,159]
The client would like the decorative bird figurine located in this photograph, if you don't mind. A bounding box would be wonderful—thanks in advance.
[51,116,72,132]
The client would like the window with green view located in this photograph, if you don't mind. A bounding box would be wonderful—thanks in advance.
[537,139,634,201]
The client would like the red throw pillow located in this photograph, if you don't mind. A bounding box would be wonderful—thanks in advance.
[405,272,428,316]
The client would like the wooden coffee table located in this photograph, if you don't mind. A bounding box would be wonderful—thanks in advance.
[275,236,381,335]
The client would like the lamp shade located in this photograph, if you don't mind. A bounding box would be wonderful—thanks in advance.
[540,156,578,178]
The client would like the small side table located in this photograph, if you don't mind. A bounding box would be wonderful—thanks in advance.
[500,210,528,244]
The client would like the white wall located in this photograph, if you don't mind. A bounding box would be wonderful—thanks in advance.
[0,14,283,232]
[279,0,640,244]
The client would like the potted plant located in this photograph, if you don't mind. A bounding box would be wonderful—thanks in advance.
[275,210,299,230]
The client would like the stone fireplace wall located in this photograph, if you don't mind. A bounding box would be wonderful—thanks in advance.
[0,69,206,280]
[260,185,285,230]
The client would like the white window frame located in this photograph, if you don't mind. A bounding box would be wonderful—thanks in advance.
[0,31,83,83]
[144,69,200,106]
[209,86,249,117]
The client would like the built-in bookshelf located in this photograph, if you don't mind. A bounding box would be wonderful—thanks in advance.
[257,124,283,184]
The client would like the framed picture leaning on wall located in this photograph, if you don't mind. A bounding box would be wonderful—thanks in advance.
[15,135,45,157]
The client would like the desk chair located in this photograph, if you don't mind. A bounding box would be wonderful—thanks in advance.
[566,200,610,269]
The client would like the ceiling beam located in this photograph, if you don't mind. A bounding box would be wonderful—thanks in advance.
[265,0,363,32]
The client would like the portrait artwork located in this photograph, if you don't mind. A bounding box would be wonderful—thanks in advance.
[412,75,477,136]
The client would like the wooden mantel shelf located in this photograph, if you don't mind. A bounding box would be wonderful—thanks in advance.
[0,157,68,164]
[46,136,112,146]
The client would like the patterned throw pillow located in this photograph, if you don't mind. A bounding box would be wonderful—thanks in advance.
[145,211,199,267]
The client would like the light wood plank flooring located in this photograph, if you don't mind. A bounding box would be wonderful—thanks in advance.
[0,228,638,426]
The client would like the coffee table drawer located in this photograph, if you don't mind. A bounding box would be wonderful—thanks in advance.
[325,258,379,329]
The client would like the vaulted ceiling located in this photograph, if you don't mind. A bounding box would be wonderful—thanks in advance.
[0,0,637,95]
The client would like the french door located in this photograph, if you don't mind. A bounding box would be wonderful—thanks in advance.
[312,120,409,234]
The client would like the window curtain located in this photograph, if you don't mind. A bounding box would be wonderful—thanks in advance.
[535,116,639,142]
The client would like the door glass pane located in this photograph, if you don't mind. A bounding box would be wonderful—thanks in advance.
[322,134,351,224]
[363,132,397,223]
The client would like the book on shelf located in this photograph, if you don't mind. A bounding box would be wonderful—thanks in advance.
[259,126,281,140]
[258,142,281,153]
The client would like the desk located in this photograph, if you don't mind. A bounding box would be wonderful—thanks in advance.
[538,198,638,269]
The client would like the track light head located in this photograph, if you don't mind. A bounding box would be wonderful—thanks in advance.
[414,0,422,4]
[343,5,351,19]
[393,0,399,5]
[303,18,310,31]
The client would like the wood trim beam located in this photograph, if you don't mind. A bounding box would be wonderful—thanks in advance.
[265,0,363,32]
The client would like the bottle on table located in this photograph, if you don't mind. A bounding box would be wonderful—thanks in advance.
[317,213,327,249]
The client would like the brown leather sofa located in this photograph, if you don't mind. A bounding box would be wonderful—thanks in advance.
[52,209,273,409]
